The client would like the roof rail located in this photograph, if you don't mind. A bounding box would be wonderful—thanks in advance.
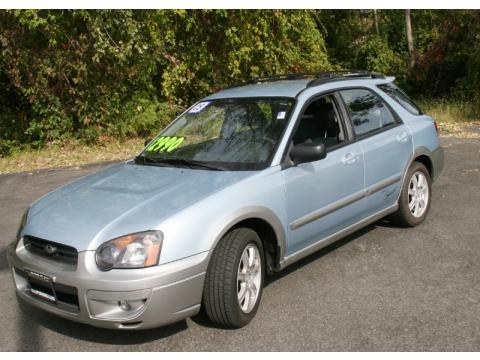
[306,71,385,87]
[223,71,386,90]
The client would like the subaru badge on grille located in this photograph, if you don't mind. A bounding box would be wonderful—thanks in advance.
[44,244,57,255]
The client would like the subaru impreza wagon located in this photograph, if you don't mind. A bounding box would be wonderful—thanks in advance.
[8,72,444,329]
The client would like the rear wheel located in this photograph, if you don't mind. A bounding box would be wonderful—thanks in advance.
[203,228,264,328]
[391,161,432,227]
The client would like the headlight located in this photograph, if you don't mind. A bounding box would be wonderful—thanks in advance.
[95,231,163,271]
[16,207,30,244]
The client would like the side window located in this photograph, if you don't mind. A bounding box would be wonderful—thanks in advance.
[340,89,397,138]
[377,83,422,115]
[292,94,345,149]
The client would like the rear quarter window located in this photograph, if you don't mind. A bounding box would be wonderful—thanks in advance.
[340,88,398,138]
[377,83,422,115]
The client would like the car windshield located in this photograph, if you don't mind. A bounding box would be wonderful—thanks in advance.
[136,97,294,170]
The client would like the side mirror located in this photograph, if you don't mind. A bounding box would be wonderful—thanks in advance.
[144,138,153,147]
[290,142,327,165]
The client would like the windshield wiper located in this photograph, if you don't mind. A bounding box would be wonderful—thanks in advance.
[135,156,225,171]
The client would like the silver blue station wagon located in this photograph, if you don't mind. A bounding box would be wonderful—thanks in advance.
[8,72,444,329]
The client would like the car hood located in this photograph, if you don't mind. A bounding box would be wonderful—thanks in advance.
[24,162,254,251]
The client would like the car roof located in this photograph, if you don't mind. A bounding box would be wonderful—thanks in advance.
[204,79,312,100]
[203,74,395,100]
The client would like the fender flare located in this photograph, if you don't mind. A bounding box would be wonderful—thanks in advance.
[397,146,434,202]
[206,206,287,268]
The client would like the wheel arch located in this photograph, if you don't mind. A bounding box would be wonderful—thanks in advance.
[397,146,435,203]
[208,207,286,275]
[413,153,433,179]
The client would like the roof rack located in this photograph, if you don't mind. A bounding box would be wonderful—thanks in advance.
[306,71,386,87]
[223,71,386,90]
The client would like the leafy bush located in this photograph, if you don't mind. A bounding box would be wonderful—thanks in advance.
[2,9,480,158]
[0,9,331,155]
[112,95,184,138]
[351,35,406,78]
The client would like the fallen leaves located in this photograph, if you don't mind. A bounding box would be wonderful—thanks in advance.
[0,138,144,174]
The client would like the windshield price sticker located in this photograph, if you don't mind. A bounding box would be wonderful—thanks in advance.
[146,136,185,153]
[277,111,286,120]
[188,101,210,114]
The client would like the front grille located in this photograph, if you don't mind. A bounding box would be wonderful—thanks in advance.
[23,236,78,265]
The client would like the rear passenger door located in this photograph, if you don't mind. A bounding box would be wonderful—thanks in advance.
[339,88,413,215]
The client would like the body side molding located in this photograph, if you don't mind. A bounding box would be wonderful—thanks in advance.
[281,203,398,269]
[290,174,401,230]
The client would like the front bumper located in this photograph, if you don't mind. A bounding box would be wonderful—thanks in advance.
[7,239,208,330]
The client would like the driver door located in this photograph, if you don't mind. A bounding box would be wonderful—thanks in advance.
[281,93,366,256]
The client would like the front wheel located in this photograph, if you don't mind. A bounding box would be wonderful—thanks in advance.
[391,161,432,227]
[203,228,264,328]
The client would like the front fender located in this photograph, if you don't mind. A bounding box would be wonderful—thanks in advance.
[157,167,288,265]
[205,205,287,263]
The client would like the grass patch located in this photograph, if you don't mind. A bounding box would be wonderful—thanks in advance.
[0,137,144,174]
[418,99,480,138]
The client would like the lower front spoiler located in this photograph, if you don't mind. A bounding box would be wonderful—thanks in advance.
[7,243,207,330]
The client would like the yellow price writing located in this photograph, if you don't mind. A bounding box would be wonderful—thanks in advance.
[146,136,185,153]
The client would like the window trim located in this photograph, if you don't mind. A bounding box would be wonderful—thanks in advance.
[377,83,423,116]
[337,86,404,142]
[280,91,354,169]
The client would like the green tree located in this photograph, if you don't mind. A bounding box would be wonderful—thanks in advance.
[0,9,331,154]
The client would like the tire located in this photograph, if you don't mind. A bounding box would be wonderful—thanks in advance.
[390,161,432,227]
[203,227,264,328]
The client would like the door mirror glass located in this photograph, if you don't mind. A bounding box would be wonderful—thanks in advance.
[290,142,327,165]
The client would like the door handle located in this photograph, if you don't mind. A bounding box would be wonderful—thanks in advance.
[396,132,408,143]
[341,152,357,164]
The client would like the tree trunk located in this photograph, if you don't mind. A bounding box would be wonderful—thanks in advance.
[373,9,380,35]
[405,9,415,69]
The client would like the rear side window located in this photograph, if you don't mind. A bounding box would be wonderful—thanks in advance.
[340,89,397,138]
[377,83,422,115]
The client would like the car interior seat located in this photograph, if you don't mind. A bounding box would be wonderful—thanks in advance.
[293,99,337,146]
[325,107,342,147]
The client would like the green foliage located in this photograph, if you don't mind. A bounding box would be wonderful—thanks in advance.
[317,9,480,101]
[156,10,331,104]
[0,9,330,155]
[1,9,480,156]
[351,35,406,77]
[405,10,480,99]
[113,96,184,139]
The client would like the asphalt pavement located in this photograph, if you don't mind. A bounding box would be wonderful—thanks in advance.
[0,137,479,351]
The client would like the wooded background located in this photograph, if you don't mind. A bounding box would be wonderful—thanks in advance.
[1,9,479,155]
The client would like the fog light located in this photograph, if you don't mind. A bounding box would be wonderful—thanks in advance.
[118,300,132,311]
[88,289,150,320]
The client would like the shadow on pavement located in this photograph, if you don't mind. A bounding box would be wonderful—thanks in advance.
[16,297,188,347]
[264,217,403,286]
[12,218,399,345]
[191,219,397,328]
[0,247,10,272]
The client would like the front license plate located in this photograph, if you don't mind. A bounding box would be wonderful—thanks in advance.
[26,269,56,303]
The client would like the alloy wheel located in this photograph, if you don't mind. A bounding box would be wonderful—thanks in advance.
[408,171,430,218]
[237,244,262,314]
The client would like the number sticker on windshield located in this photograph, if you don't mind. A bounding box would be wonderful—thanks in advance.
[146,136,185,153]
[188,101,210,114]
